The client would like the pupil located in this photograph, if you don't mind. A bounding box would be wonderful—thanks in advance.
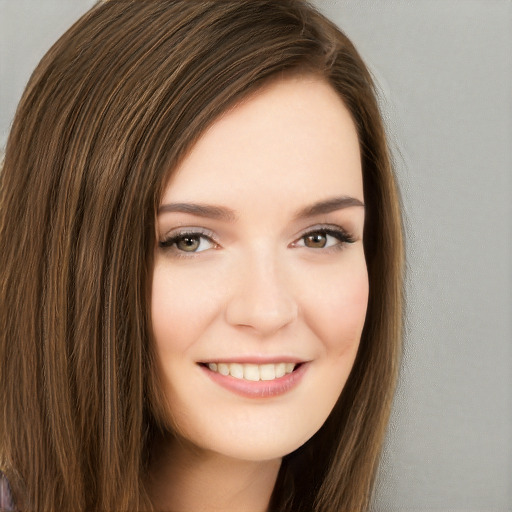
[306,233,326,248]
[178,236,200,251]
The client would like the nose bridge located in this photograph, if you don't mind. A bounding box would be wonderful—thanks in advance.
[225,242,298,336]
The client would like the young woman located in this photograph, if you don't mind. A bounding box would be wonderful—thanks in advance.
[0,1,404,511]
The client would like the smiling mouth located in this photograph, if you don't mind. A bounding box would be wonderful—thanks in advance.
[199,362,300,382]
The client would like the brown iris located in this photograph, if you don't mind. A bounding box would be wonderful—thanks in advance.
[304,233,327,248]
[177,236,200,252]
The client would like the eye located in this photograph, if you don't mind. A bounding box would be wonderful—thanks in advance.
[159,231,217,254]
[294,226,356,250]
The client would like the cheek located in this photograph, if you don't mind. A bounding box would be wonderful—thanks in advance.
[297,258,368,429]
[151,262,223,357]
[301,257,369,357]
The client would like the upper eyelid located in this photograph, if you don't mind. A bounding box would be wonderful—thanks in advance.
[160,226,217,240]
[159,223,356,239]
[294,223,355,239]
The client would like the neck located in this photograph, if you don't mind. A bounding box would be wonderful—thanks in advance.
[148,434,281,512]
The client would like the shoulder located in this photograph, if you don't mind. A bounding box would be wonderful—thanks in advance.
[0,472,15,512]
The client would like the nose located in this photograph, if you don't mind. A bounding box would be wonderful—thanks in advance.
[224,248,298,337]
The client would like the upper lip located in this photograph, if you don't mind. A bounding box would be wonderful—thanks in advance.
[198,356,308,365]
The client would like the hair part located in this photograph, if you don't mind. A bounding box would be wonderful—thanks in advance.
[0,1,403,510]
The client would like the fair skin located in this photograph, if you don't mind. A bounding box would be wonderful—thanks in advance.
[149,76,368,512]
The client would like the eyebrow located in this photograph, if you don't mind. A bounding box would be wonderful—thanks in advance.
[158,202,238,221]
[157,195,364,222]
[292,195,365,220]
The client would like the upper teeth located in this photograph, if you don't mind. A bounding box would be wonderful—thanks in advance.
[207,362,296,381]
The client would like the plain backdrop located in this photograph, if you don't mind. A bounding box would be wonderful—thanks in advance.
[1,1,511,511]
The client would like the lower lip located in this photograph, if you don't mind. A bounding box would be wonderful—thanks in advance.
[200,363,308,398]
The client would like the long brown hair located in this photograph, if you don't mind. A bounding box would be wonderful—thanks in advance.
[0,1,404,510]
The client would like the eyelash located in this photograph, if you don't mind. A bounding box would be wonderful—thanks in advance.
[158,224,356,258]
[293,226,356,250]
[158,228,218,258]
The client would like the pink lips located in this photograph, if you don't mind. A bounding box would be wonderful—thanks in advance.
[200,362,308,398]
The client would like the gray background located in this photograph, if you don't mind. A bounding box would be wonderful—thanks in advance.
[1,1,511,510]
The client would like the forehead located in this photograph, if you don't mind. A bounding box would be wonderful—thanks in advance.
[161,76,363,210]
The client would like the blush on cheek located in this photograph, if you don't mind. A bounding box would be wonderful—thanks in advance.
[319,277,369,357]
[348,280,370,330]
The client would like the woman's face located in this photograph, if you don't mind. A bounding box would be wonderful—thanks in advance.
[152,76,368,461]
